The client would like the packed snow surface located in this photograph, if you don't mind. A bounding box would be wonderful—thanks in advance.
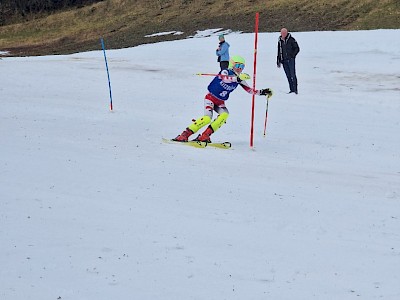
[1,29,400,300]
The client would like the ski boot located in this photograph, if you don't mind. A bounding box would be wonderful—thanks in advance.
[172,128,194,142]
[193,126,214,143]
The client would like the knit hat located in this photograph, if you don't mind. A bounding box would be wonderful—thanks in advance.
[218,34,224,39]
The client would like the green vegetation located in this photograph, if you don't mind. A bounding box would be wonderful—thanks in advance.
[1,0,399,56]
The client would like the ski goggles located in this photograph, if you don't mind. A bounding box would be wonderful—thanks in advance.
[233,63,245,70]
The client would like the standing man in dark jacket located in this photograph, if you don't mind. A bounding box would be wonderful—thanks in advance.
[277,28,300,94]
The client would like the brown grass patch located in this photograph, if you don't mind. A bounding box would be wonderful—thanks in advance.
[1,0,399,56]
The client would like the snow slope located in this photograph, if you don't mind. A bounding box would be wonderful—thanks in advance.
[1,29,400,300]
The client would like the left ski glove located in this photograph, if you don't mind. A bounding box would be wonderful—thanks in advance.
[259,88,273,97]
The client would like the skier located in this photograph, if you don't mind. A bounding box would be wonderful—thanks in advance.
[173,55,273,143]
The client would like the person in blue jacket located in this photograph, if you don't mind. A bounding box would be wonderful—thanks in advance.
[173,55,273,143]
[216,34,230,70]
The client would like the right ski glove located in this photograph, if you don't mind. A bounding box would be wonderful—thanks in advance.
[236,73,251,83]
[239,73,251,81]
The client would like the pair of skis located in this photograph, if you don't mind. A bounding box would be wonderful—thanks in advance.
[162,138,231,149]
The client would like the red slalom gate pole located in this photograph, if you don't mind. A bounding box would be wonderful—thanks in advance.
[250,12,259,148]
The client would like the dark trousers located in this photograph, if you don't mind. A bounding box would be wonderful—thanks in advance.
[282,58,298,93]
[220,61,229,71]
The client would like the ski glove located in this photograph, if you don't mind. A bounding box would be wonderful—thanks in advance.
[259,88,273,97]
[236,73,251,83]
[239,73,251,80]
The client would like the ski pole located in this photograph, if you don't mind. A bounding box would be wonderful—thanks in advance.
[100,37,113,111]
[263,95,270,137]
[196,73,235,79]
[196,73,221,76]
[196,73,251,80]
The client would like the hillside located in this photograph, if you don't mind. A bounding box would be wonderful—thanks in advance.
[0,0,399,56]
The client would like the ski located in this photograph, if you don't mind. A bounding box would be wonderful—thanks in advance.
[162,138,231,149]
[207,141,231,149]
[162,138,207,148]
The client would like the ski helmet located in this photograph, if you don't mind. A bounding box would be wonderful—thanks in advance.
[229,55,245,69]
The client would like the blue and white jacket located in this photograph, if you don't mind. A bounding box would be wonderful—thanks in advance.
[216,41,230,62]
[207,69,258,101]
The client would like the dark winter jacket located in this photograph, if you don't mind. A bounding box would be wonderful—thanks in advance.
[277,33,300,64]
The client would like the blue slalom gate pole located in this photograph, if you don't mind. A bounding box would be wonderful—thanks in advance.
[100,37,113,111]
